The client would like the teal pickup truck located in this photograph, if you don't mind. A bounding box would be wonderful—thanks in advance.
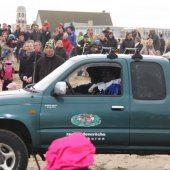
[0,52,170,169]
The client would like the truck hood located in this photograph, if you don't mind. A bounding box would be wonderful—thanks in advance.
[0,89,27,96]
[0,89,42,105]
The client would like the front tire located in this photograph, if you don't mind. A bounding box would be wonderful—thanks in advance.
[0,129,28,170]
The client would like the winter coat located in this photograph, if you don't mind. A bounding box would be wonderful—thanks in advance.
[19,51,36,87]
[62,39,71,55]
[34,54,65,83]
[76,39,91,55]
[41,30,51,48]
[107,37,118,49]
[30,30,42,42]
[55,47,67,60]
[120,38,135,53]
[150,33,161,51]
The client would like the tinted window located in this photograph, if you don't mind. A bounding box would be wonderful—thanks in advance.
[131,62,166,100]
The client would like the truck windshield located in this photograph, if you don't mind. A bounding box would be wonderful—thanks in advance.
[33,60,74,91]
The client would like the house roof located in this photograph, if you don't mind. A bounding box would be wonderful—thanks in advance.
[36,10,113,31]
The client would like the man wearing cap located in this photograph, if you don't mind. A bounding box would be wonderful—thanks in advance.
[34,39,65,83]
[41,23,51,48]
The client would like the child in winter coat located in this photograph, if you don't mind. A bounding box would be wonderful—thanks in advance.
[1,60,15,91]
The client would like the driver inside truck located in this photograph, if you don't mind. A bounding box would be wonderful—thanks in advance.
[88,67,121,95]
[73,67,102,94]
[73,66,121,95]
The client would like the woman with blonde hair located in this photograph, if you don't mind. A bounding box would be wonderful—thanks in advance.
[140,38,156,55]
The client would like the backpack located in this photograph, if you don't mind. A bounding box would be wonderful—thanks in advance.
[1,64,14,80]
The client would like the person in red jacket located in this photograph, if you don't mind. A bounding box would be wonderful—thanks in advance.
[62,32,71,59]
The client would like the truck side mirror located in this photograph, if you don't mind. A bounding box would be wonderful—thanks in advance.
[54,82,67,95]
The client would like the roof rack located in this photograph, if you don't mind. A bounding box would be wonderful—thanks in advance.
[101,47,113,54]
[124,48,137,54]
[131,50,143,60]
[107,48,118,59]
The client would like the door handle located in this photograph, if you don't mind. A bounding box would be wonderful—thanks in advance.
[111,106,124,111]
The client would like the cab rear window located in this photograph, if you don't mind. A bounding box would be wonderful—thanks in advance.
[131,62,166,100]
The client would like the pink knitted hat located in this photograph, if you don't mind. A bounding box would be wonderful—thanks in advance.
[44,132,95,170]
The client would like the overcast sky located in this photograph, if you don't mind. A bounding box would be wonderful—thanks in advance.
[0,0,169,29]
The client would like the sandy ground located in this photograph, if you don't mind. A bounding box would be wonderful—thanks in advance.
[27,154,170,170]
[2,61,170,170]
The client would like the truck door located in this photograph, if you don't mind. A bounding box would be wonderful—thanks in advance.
[130,61,170,146]
[40,59,130,148]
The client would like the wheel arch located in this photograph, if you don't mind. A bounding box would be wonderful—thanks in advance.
[0,119,32,153]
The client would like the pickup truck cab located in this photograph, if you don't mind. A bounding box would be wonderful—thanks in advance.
[0,53,170,169]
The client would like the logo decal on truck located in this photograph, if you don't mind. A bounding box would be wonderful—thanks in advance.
[71,113,101,127]
[44,104,58,109]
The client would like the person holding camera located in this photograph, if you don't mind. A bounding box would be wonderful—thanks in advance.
[76,34,91,55]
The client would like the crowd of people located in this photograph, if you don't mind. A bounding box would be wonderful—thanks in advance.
[0,20,170,91]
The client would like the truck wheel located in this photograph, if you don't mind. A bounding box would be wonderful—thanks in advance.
[0,129,28,170]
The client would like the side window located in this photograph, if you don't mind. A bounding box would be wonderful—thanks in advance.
[131,62,166,100]
[64,63,122,96]
[65,66,91,94]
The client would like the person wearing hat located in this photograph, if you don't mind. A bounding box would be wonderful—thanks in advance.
[34,39,65,83]
[88,67,121,95]
[7,82,17,90]
[1,60,15,91]
[67,26,77,57]
[44,132,95,170]
[6,34,17,62]
[73,67,103,95]
[76,34,91,55]
[41,21,51,48]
